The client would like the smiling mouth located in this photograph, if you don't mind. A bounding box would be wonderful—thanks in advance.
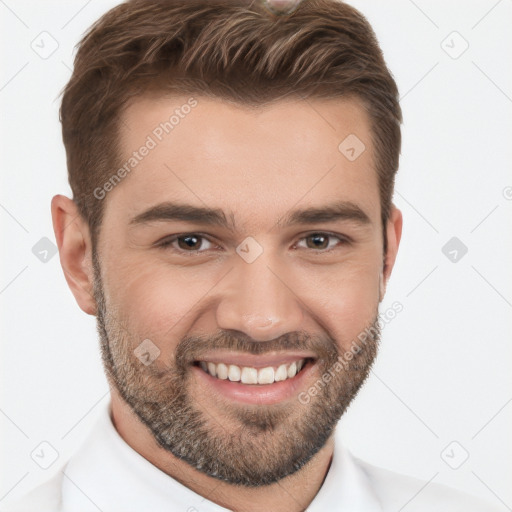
[193,358,314,385]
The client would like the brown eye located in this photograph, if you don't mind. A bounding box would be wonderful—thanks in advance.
[305,233,329,250]
[296,232,348,252]
[157,234,215,252]
[177,235,202,250]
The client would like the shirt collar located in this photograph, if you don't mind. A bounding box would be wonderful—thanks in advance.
[306,424,383,511]
[62,399,382,511]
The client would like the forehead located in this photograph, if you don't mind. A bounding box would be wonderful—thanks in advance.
[104,94,378,229]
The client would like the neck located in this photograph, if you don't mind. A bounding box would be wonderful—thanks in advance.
[109,389,335,512]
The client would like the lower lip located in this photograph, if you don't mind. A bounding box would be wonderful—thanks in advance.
[192,360,315,405]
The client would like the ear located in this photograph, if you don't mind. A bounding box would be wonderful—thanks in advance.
[51,195,97,315]
[379,205,403,301]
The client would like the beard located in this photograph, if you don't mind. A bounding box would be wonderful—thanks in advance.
[91,249,380,487]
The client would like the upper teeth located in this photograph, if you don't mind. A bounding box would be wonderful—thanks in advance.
[199,359,306,385]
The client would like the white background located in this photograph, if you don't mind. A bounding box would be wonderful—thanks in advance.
[1,0,511,509]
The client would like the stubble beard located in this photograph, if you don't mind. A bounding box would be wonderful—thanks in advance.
[91,249,380,487]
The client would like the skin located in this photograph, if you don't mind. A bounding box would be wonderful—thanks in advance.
[51,95,402,512]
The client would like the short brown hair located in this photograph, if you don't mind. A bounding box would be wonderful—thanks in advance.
[60,0,402,249]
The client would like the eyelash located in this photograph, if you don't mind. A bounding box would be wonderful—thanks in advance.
[156,232,351,255]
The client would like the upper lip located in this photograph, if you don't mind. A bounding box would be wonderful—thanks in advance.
[194,351,316,369]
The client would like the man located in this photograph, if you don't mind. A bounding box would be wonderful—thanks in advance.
[3,0,501,510]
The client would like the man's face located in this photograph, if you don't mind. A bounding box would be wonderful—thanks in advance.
[92,95,389,486]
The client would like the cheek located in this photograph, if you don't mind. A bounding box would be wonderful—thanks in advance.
[107,260,219,348]
[103,237,381,355]
[298,257,380,351]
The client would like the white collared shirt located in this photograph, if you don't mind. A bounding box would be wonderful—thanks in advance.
[2,400,500,512]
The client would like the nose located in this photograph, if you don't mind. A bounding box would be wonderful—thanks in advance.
[215,254,305,342]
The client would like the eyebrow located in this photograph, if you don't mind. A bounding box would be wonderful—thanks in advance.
[129,203,235,229]
[279,201,371,227]
[129,200,371,230]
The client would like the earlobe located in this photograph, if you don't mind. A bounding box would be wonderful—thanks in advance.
[380,205,403,301]
[379,269,385,302]
[51,195,97,316]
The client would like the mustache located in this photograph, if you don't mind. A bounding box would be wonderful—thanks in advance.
[175,329,339,367]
